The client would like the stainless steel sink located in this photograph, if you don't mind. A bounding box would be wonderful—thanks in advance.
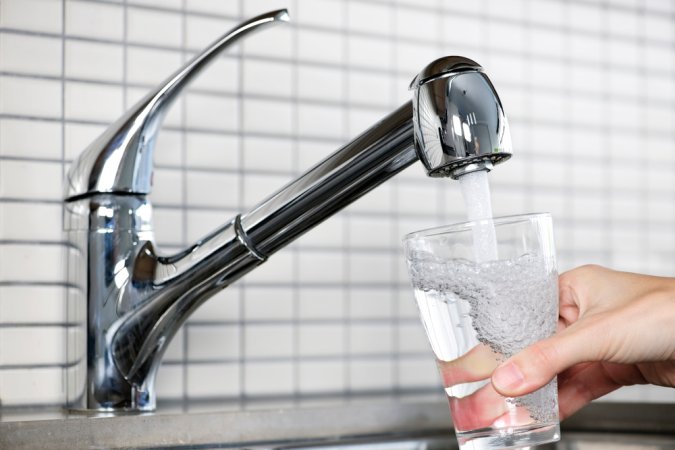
[262,433,675,450]
[145,431,675,450]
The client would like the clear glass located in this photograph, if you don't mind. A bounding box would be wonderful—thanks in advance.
[403,213,560,450]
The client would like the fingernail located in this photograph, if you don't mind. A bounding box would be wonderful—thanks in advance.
[493,362,524,391]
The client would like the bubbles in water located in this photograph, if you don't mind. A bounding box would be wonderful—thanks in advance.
[511,378,559,423]
[408,252,559,422]
[409,253,557,357]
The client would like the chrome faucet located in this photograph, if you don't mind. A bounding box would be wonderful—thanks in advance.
[64,9,512,412]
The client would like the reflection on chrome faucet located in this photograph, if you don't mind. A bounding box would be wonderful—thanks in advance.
[64,9,512,412]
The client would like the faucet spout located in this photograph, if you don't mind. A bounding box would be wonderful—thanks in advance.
[64,11,512,413]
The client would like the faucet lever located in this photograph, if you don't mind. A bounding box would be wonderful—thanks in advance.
[65,9,290,200]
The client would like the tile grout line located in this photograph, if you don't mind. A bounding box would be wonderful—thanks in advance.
[291,0,301,408]
[60,0,68,407]
[342,0,351,404]
[236,0,246,412]
[180,0,190,412]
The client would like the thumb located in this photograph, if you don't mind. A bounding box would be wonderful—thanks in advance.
[491,322,603,397]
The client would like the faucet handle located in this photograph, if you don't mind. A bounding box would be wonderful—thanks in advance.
[409,56,512,179]
[65,9,290,201]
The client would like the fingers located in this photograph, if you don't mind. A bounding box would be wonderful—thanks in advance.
[449,382,511,431]
[557,362,633,420]
[491,321,606,397]
[437,344,500,387]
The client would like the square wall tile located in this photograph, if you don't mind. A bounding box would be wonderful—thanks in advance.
[0,368,64,405]
[0,118,62,159]
[185,92,239,132]
[349,359,393,390]
[128,7,182,47]
[187,325,239,361]
[155,364,184,399]
[153,206,185,247]
[570,3,603,32]
[245,324,293,358]
[0,160,63,200]
[349,323,393,355]
[348,253,394,284]
[298,65,344,102]
[187,363,240,398]
[0,76,61,118]
[0,328,66,365]
[245,286,294,321]
[1,0,62,33]
[65,40,123,82]
[0,202,62,241]
[298,103,344,139]
[0,33,62,76]
[154,129,183,166]
[348,2,389,34]
[297,0,344,28]
[297,29,344,64]
[299,324,344,356]
[65,0,123,40]
[186,171,239,208]
[394,7,438,42]
[65,81,124,122]
[348,288,393,319]
[186,0,239,15]
[347,35,391,70]
[0,244,64,282]
[243,59,292,97]
[242,136,292,172]
[244,361,294,395]
[298,287,344,319]
[0,286,67,323]
[529,28,565,59]
[298,250,344,284]
[347,71,392,106]
[150,167,183,204]
[299,360,345,393]
[347,216,394,248]
[133,0,181,8]
[187,133,239,169]
[244,98,292,134]
[487,22,526,53]
[162,328,184,362]
[397,322,430,354]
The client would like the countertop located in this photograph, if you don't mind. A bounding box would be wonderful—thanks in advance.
[1,401,674,449]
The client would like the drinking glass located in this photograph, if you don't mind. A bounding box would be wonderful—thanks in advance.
[403,213,560,449]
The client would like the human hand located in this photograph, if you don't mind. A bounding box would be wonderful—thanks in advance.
[491,265,675,419]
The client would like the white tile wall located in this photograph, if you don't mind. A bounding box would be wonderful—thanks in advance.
[1,0,674,411]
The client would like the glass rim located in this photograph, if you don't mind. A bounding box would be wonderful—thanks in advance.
[403,212,552,242]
